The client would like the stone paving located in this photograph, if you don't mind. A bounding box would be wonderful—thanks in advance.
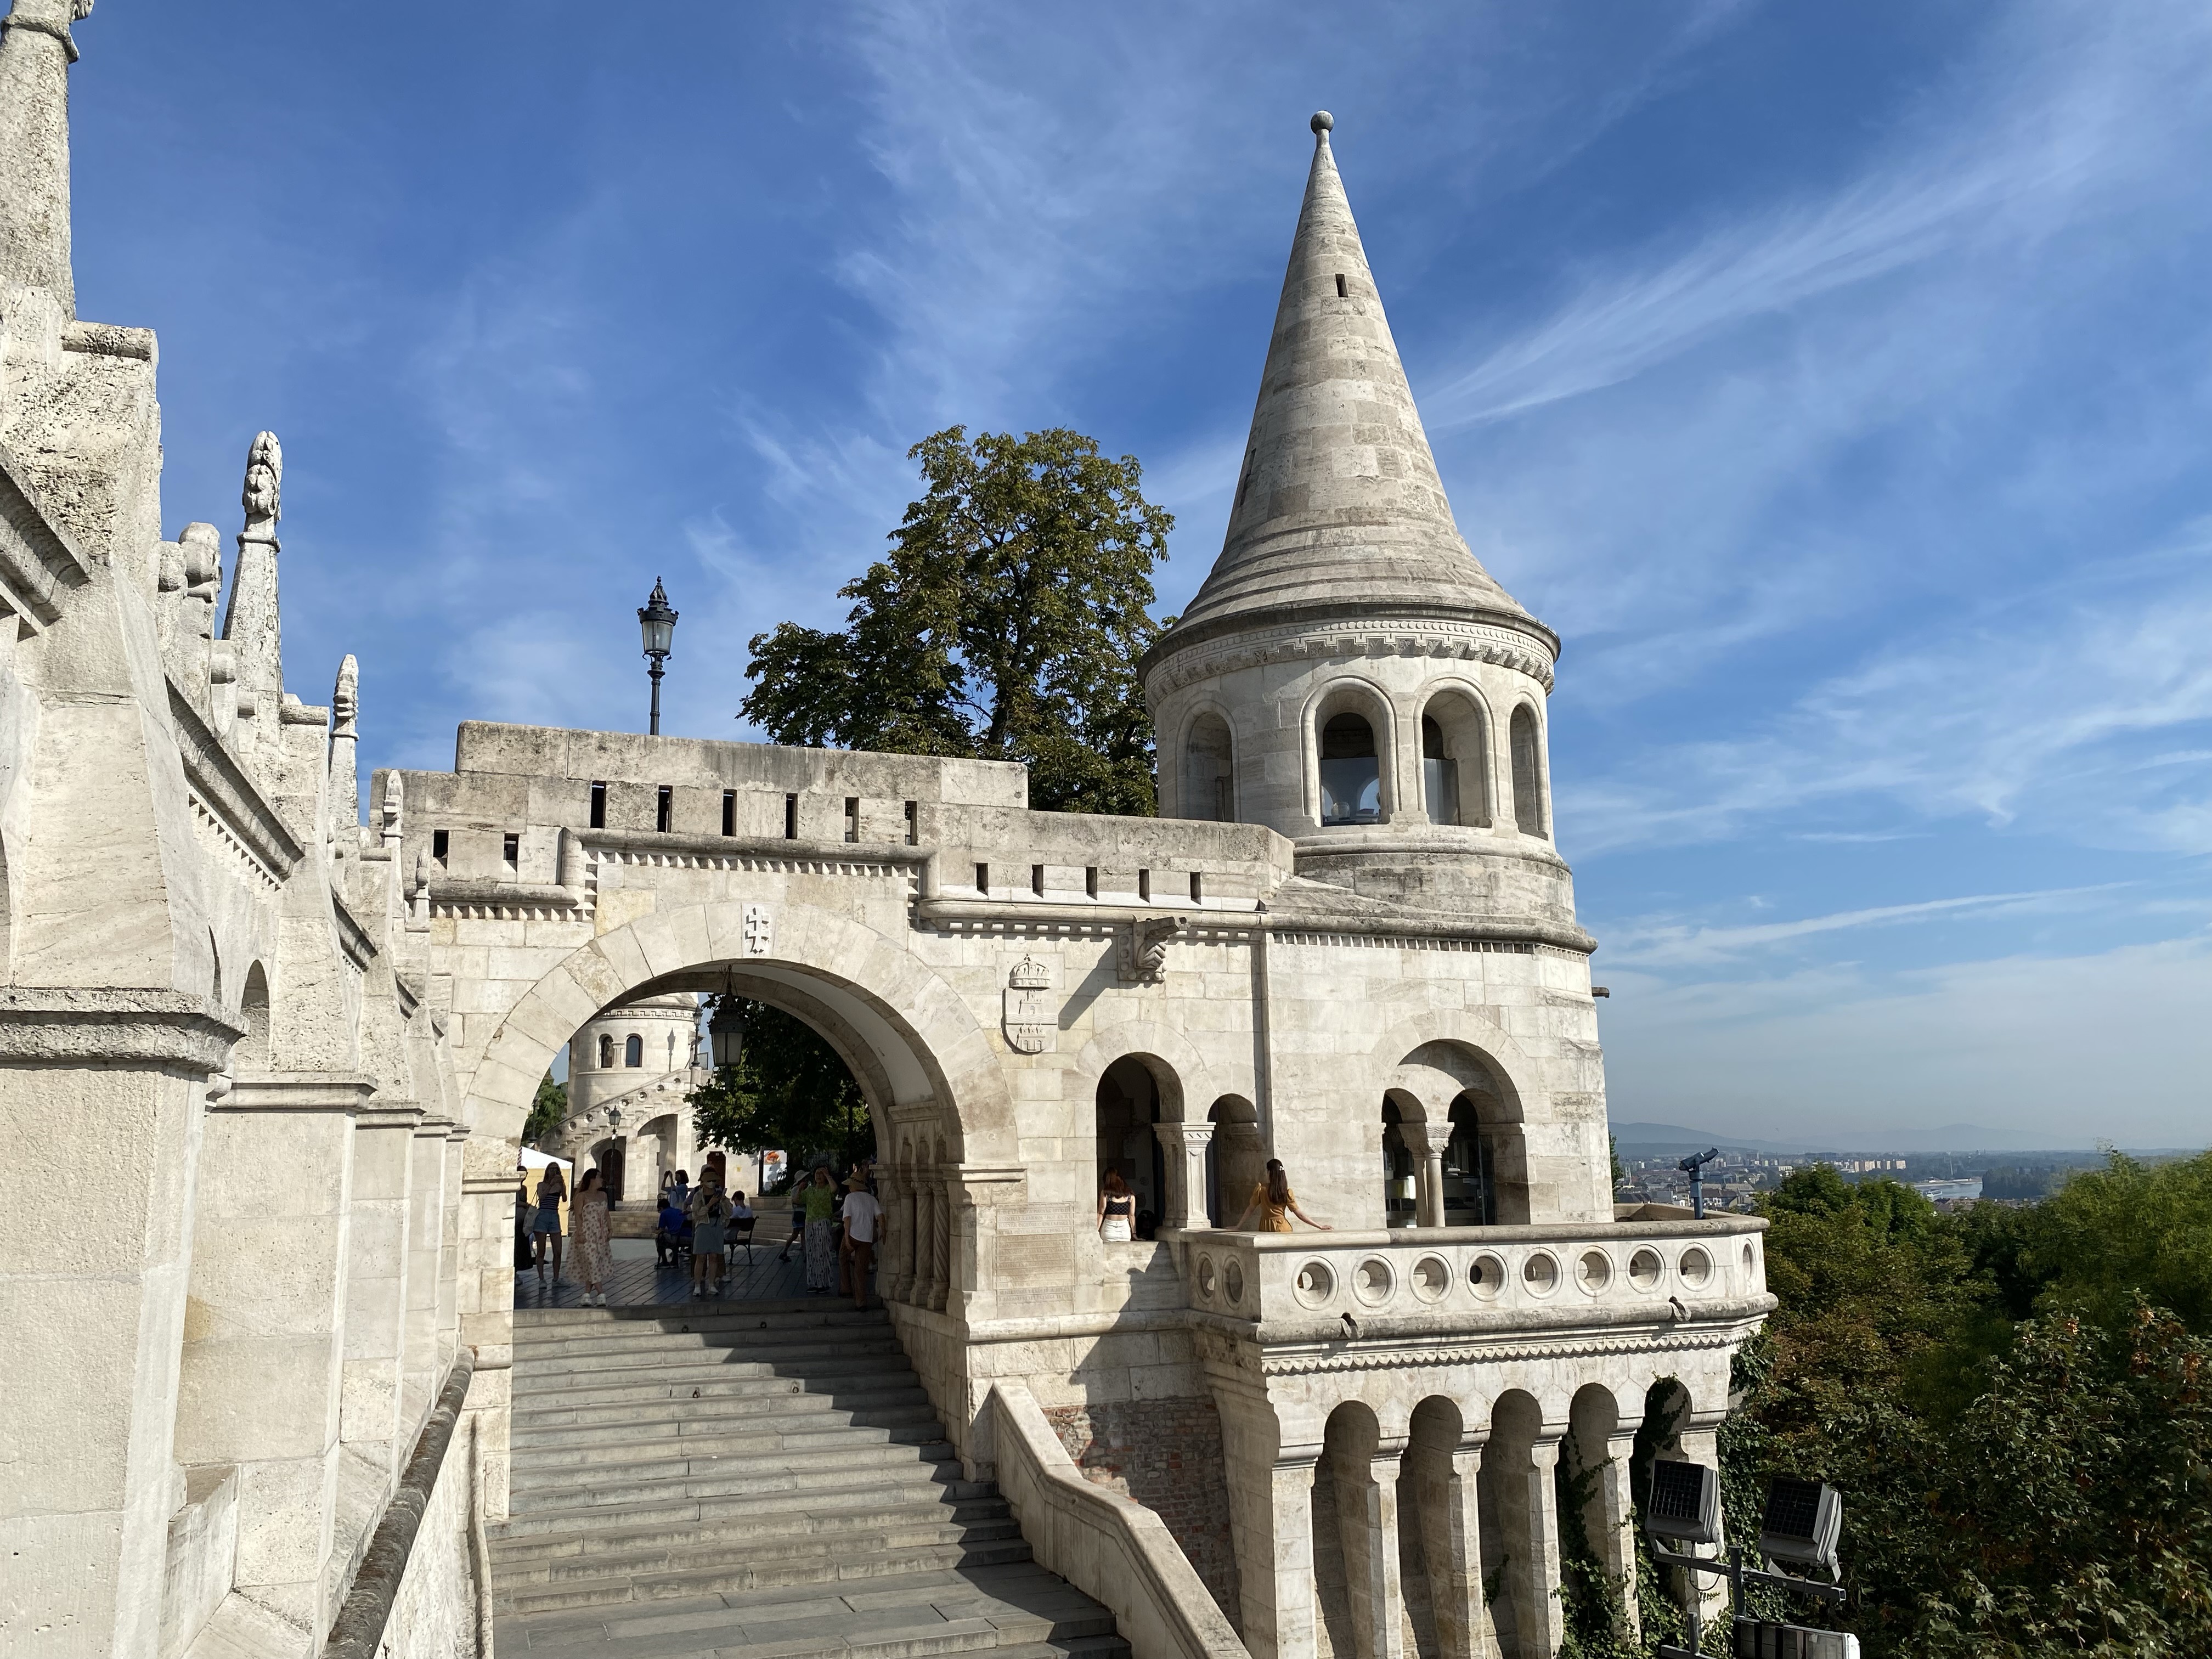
[515,1232,873,1311]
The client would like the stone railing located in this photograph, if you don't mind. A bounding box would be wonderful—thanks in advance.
[1164,1217,1770,1339]
[988,1381,1249,1659]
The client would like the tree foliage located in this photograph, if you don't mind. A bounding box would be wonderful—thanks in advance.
[524,1073,566,1146]
[686,999,870,1179]
[741,426,1172,814]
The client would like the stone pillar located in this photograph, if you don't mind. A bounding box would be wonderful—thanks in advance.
[923,1171,950,1313]
[1331,1437,1409,1659]
[1154,1120,1217,1229]
[1258,1456,1322,1659]
[1672,1430,1731,1629]
[1409,1438,1496,1659]
[1402,1121,1447,1228]
[1582,1429,1642,1641]
[877,1165,911,1302]
[0,0,84,315]
[1511,1437,1567,1659]
[437,1122,465,1364]
[400,1118,453,1436]
[330,1103,421,1590]
[174,1071,373,1645]
[456,1137,517,1522]
[0,994,239,1659]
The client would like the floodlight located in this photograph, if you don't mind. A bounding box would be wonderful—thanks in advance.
[1759,1477,1843,1573]
[1644,1458,1721,1548]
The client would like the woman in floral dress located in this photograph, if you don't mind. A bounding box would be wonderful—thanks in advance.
[571,1167,614,1306]
[801,1165,840,1294]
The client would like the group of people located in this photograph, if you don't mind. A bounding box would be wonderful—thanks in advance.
[517,1161,618,1305]
[1096,1158,1329,1237]
[777,1163,882,1308]
[657,1166,756,1300]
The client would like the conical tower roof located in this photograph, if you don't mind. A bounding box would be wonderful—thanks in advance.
[1148,113,1545,669]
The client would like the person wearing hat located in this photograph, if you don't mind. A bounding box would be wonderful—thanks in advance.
[839,1168,884,1312]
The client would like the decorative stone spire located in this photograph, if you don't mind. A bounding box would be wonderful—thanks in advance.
[1151,112,1538,666]
[220,431,284,752]
[329,654,360,839]
[0,1,93,317]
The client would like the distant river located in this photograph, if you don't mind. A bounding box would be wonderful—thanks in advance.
[1912,1177,1983,1201]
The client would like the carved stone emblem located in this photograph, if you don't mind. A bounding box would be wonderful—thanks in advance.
[742,904,774,957]
[1002,955,1056,1054]
[1118,917,1184,986]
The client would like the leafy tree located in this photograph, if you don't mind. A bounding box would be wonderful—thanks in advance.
[742,426,1172,814]
[524,1073,566,1146]
[686,999,871,1178]
[2026,1150,2212,1334]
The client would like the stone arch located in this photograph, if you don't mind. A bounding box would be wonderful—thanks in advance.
[1401,1395,1483,1659]
[1302,673,1400,828]
[1412,678,1494,828]
[1206,1093,1262,1227]
[235,961,272,1072]
[1479,1389,1553,1659]
[1366,1010,1539,1119]
[1313,1397,1392,1659]
[1069,1020,1224,1124]
[1178,703,1239,823]
[1369,1014,1540,1227]
[1508,701,1548,839]
[462,901,1014,1166]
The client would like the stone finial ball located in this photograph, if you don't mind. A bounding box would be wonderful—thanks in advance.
[1311,110,1334,134]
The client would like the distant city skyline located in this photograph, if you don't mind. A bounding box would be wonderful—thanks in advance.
[69,2,2211,1144]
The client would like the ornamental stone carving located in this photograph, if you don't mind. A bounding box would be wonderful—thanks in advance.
[1001,955,1055,1054]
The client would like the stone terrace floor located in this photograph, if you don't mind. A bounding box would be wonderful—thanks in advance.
[514,1235,877,1310]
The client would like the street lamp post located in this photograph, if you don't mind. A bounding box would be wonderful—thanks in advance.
[638,578,679,735]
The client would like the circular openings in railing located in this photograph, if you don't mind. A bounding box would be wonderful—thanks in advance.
[1412,1254,1451,1303]
[1742,1242,1757,1276]
[1628,1248,1663,1291]
[1224,1258,1245,1307]
[1678,1246,1713,1290]
[1294,1260,1336,1308]
[1196,1255,1217,1301]
[1522,1251,1561,1296]
[1352,1256,1396,1307]
[1469,1254,1507,1299]
[1576,1249,1613,1295]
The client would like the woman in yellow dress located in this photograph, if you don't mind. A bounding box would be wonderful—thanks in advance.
[1234,1158,1331,1232]
[571,1167,613,1306]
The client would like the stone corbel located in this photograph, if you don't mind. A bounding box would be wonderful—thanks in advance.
[1117,916,1184,985]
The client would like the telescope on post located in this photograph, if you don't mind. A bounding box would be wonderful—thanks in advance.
[1678,1147,1721,1218]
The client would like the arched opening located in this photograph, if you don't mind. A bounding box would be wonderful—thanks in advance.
[235,962,271,1072]
[597,1032,614,1070]
[1509,704,1547,838]
[1400,1396,1484,1659]
[1561,1384,1639,1648]
[1443,1091,1501,1226]
[1319,712,1382,827]
[623,1032,643,1068]
[1094,1057,1166,1231]
[1311,1401,1389,1659]
[1206,1094,1261,1229]
[1380,1094,1419,1228]
[1393,1040,1531,1226]
[590,1138,627,1206]
[1420,690,1491,827]
[1184,712,1235,823]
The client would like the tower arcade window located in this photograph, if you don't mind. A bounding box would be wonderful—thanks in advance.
[598,1034,614,1069]
[1335,273,1348,298]
[589,780,607,828]
[1421,692,1491,827]
[1510,705,1548,838]
[1319,712,1381,826]
[656,786,673,832]
[1184,712,1235,822]
[624,1034,644,1068]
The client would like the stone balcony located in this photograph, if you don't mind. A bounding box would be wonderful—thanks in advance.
[1164,1216,1771,1345]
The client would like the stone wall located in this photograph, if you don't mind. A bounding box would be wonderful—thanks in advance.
[1043,1398,1242,1627]
[376,1422,479,1659]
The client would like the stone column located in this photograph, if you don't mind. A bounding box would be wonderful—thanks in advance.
[331,1103,421,1588]
[1154,1120,1217,1229]
[457,1137,518,1522]
[1259,1456,1322,1659]
[1409,1438,1496,1659]
[0,994,239,1659]
[923,1171,950,1313]
[1401,1121,1447,1228]
[400,1117,453,1436]
[1331,1437,1409,1659]
[1581,1428,1643,1641]
[1509,1437,1567,1659]
[877,1164,911,1302]
[1671,1431,1731,1629]
[437,1123,466,1366]
[174,1070,374,1645]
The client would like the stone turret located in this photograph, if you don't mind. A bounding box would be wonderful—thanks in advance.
[1142,112,1576,922]
[0,0,91,317]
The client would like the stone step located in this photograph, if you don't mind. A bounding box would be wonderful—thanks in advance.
[511,1353,916,1401]
[493,1513,1026,1587]
[512,1298,881,1332]
[512,1375,928,1423]
[516,1339,911,1378]
[510,1417,950,1475]
[513,1316,893,1360]
[497,1537,1040,1615]
[490,1496,1013,1564]
[507,1449,962,1514]
[492,1475,998,1540]
[512,1395,938,1447]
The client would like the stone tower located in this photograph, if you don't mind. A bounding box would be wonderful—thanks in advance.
[1143,111,1573,926]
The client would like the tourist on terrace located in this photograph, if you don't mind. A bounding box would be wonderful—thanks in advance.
[668,1167,690,1212]
[572,1168,613,1306]
[777,1180,805,1263]
[1234,1159,1331,1233]
[842,1171,883,1311]
[514,1171,536,1273]
[655,1193,690,1266]
[1098,1169,1137,1243]
[689,1170,731,1299]
[530,1162,567,1284]
[801,1165,840,1294]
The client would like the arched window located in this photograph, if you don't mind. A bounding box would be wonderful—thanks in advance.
[1444,1089,1498,1226]
[1510,705,1547,838]
[1319,712,1381,826]
[1095,1057,1166,1226]
[623,1034,644,1068]
[1380,1097,1417,1227]
[1421,691,1491,826]
[236,963,272,1072]
[598,1033,614,1070]
[1184,713,1235,822]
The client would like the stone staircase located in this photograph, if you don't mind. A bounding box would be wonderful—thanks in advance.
[491,1302,1129,1659]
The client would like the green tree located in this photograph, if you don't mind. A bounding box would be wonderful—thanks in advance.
[742,426,1173,814]
[686,1000,871,1178]
[523,1073,566,1146]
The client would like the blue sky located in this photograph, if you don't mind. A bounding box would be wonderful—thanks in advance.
[69,2,2209,1147]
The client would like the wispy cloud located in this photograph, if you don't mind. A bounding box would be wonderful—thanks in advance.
[1605,886,2124,969]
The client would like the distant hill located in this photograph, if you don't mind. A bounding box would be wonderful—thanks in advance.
[1610,1120,2103,1156]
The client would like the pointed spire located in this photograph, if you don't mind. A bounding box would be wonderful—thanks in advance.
[1156,112,1535,659]
[221,431,285,753]
[0,1,94,317]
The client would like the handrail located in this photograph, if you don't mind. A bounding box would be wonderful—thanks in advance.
[988,1380,1249,1659]
[322,1349,476,1659]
